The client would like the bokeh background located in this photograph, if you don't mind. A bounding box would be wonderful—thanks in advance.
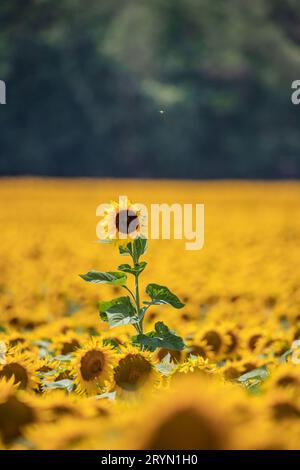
[1,0,300,178]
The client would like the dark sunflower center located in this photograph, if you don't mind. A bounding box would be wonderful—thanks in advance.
[144,407,224,450]
[116,210,139,235]
[80,350,105,381]
[61,339,80,355]
[202,330,222,353]
[272,402,300,421]
[114,354,152,391]
[276,375,298,388]
[0,363,28,389]
[225,331,238,353]
[248,334,262,351]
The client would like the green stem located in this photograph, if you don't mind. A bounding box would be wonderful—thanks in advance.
[122,284,142,334]
[122,285,136,304]
[135,322,143,335]
[130,245,144,334]
[134,273,143,334]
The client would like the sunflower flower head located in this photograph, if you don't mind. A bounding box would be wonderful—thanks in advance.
[73,338,116,396]
[99,197,146,246]
[0,349,39,391]
[113,347,160,396]
[0,377,38,444]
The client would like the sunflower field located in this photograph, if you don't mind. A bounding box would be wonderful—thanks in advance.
[1,179,300,450]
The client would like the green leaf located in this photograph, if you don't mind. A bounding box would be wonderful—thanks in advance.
[245,380,263,395]
[279,348,292,363]
[42,379,75,393]
[103,296,137,328]
[37,369,59,379]
[79,271,126,286]
[133,237,148,258]
[145,284,184,309]
[53,354,74,362]
[32,339,52,349]
[95,391,116,401]
[238,366,269,383]
[119,244,133,257]
[118,261,147,275]
[103,338,121,351]
[133,321,185,352]
[119,237,148,261]
[155,353,177,376]
[99,297,130,322]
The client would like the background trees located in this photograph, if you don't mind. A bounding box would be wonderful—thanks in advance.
[0,0,300,178]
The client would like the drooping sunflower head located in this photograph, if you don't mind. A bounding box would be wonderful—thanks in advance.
[73,338,116,396]
[99,198,146,245]
[113,347,160,395]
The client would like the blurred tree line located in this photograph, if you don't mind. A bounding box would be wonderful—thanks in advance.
[0,0,300,178]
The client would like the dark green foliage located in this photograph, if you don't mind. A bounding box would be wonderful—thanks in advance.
[1,0,300,178]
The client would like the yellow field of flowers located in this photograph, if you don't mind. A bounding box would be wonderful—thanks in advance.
[1,178,300,450]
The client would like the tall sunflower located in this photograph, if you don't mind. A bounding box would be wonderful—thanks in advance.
[98,198,146,245]
[73,338,116,395]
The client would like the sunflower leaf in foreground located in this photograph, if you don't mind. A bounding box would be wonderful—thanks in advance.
[79,271,126,286]
[145,283,185,309]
